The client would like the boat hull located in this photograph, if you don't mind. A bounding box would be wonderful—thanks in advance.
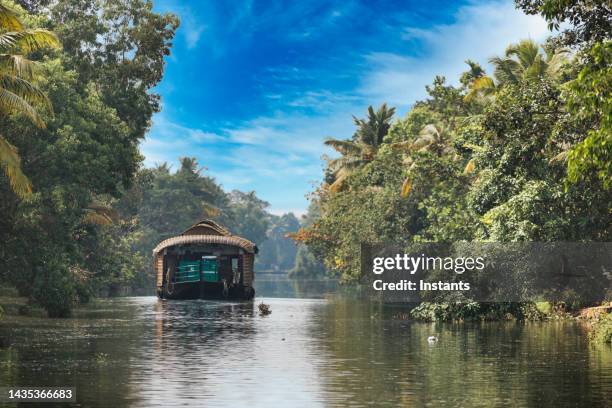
[157,281,255,300]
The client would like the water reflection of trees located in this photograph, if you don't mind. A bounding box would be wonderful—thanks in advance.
[311,299,612,407]
[0,300,138,406]
[254,277,338,299]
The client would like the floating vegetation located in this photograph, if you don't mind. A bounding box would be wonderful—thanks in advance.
[94,353,110,365]
[258,303,271,316]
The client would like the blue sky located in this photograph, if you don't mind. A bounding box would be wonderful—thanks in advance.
[143,0,549,215]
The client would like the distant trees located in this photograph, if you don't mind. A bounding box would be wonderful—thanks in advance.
[225,190,270,245]
[257,213,300,272]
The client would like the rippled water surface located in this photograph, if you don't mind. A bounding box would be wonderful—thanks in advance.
[1,296,611,407]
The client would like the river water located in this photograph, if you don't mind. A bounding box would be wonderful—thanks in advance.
[0,294,611,407]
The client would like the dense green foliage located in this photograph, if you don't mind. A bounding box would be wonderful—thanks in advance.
[297,1,611,318]
[290,202,327,279]
[0,3,60,196]
[590,312,612,344]
[0,0,178,316]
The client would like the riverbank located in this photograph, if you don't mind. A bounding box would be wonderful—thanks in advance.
[579,304,612,344]
[404,300,612,345]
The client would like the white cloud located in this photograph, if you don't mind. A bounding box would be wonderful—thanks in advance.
[172,5,206,49]
[141,115,223,168]
[358,0,549,110]
[185,25,205,49]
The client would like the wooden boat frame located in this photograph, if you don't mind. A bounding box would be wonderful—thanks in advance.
[153,220,257,300]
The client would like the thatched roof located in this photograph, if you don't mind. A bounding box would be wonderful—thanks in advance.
[182,219,232,236]
[153,219,257,255]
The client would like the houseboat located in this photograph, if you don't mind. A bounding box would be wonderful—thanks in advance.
[153,220,257,300]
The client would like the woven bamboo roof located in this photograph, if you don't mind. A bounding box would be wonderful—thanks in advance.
[182,219,231,236]
[153,220,257,255]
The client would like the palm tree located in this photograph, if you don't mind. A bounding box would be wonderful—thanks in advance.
[465,39,569,102]
[324,103,395,192]
[393,124,453,157]
[391,123,455,198]
[0,4,60,197]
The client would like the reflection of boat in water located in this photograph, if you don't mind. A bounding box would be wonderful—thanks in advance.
[153,220,257,300]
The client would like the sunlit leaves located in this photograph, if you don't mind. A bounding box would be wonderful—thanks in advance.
[0,135,31,197]
[565,41,612,188]
[400,177,413,198]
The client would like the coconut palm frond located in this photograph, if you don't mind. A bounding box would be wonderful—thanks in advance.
[411,136,434,151]
[82,212,114,226]
[523,55,547,81]
[546,50,571,79]
[507,39,540,69]
[329,171,349,193]
[202,201,221,217]
[0,5,23,31]
[327,155,361,174]
[549,150,570,165]
[0,87,45,127]
[390,141,413,152]
[0,9,59,199]
[0,29,60,53]
[0,74,51,110]
[343,157,367,171]
[82,202,118,226]
[489,39,570,87]
[324,138,362,156]
[0,135,31,197]
[0,54,35,78]
[402,155,414,166]
[353,103,396,147]
[465,76,496,102]
[490,57,521,84]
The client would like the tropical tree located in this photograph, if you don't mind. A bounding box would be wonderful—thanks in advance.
[516,0,612,46]
[565,40,611,188]
[324,103,395,192]
[0,3,60,197]
[391,123,457,198]
[465,39,569,102]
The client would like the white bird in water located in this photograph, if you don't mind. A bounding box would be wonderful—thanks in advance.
[427,336,438,343]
